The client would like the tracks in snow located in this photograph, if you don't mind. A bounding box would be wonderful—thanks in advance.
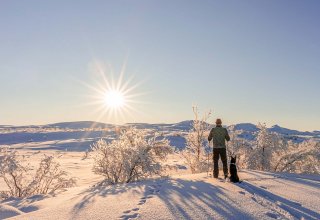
[118,173,320,220]
[119,182,163,220]
[238,180,320,220]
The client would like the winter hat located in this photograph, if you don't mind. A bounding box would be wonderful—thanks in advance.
[216,118,222,125]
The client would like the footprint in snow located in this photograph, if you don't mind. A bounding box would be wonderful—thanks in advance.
[138,199,146,205]
[119,213,139,220]
[120,208,140,219]
[266,212,279,219]
[148,183,162,194]
[120,182,163,219]
[141,196,153,200]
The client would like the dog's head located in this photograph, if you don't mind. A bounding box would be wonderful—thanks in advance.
[230,156,237,164]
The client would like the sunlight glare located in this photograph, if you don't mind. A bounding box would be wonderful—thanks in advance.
[78,59,147,124]
[105,90,125,108]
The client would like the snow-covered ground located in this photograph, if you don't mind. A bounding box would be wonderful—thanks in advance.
[0,149,319,220]
[1,121,319,148]
[0,122,319,219]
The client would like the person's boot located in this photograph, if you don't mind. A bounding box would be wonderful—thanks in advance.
[224,174,228,180]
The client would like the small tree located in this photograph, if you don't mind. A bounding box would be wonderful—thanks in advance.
[181,106,211,173]
[246,123,280,171]
[227,126,251,169]
[91,127,172,184]
[0,147,76,199]
[0,147,26,198]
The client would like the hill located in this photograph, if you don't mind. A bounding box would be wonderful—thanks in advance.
[0,121,319,151]
[2,169,319,220]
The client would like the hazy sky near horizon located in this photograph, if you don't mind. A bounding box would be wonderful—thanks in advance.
[1,0,319,131]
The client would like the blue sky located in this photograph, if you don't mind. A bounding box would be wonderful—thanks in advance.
[1,0,319,131]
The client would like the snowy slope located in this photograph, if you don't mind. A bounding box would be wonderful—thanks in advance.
[1,168,319,220]
[46,121,114,129]
[233,123,259,132]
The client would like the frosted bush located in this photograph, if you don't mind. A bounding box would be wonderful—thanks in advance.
[273,140,320,174]
[227,126,252,169]
[233,123,320,174]
[245,123,281,171]
[181,107,211,173]
[91,127,172,184]
[0,147,76,199]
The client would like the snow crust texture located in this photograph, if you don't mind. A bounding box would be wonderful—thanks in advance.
[1,170,319,220]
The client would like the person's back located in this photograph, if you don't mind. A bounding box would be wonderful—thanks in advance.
[209,126,230,148]
[208,118,230,178]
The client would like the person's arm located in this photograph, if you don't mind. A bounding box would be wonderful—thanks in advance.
[208,128,213,142]
[225,128,230,141]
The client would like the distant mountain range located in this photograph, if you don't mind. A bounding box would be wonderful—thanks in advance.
[1,120,319,134]
[0,121,319,150]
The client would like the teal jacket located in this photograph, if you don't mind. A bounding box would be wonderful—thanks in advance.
[208,125,230,148]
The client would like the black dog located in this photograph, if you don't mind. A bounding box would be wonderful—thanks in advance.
[229,156,240,183]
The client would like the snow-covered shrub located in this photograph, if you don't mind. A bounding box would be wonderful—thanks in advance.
[246,123,281,171]
[0,147,26,198]
[181,107,211,173]
[26,155,77,195]
[0,147,76,199]
[91,127,172,184]
[273,140,320,174]
[227,126,252,169]
[239,123,320,174]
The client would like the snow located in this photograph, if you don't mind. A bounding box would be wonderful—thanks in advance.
[0,122,319,219]
[47,121,114,130]
[1,121,319,149]
[0,150,319,220]
[0,204,23,219]
[233,123,259,132]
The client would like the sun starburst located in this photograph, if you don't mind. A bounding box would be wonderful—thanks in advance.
[104,90,125,109]
[79,60,146,124]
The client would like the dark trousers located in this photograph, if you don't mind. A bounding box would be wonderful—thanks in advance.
[213,148,228,178]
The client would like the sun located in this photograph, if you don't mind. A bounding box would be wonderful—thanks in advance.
[104,90,125,108]
[79,59,146,124]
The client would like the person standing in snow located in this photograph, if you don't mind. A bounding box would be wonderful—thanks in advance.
[208,118,230,179]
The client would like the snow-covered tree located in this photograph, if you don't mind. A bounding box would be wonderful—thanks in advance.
[0,147,76,199]
[246,123,281,171]
[181,106,211,173]
[227,126,252,169]
[273,140,320,174]
[91,127,172,184]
